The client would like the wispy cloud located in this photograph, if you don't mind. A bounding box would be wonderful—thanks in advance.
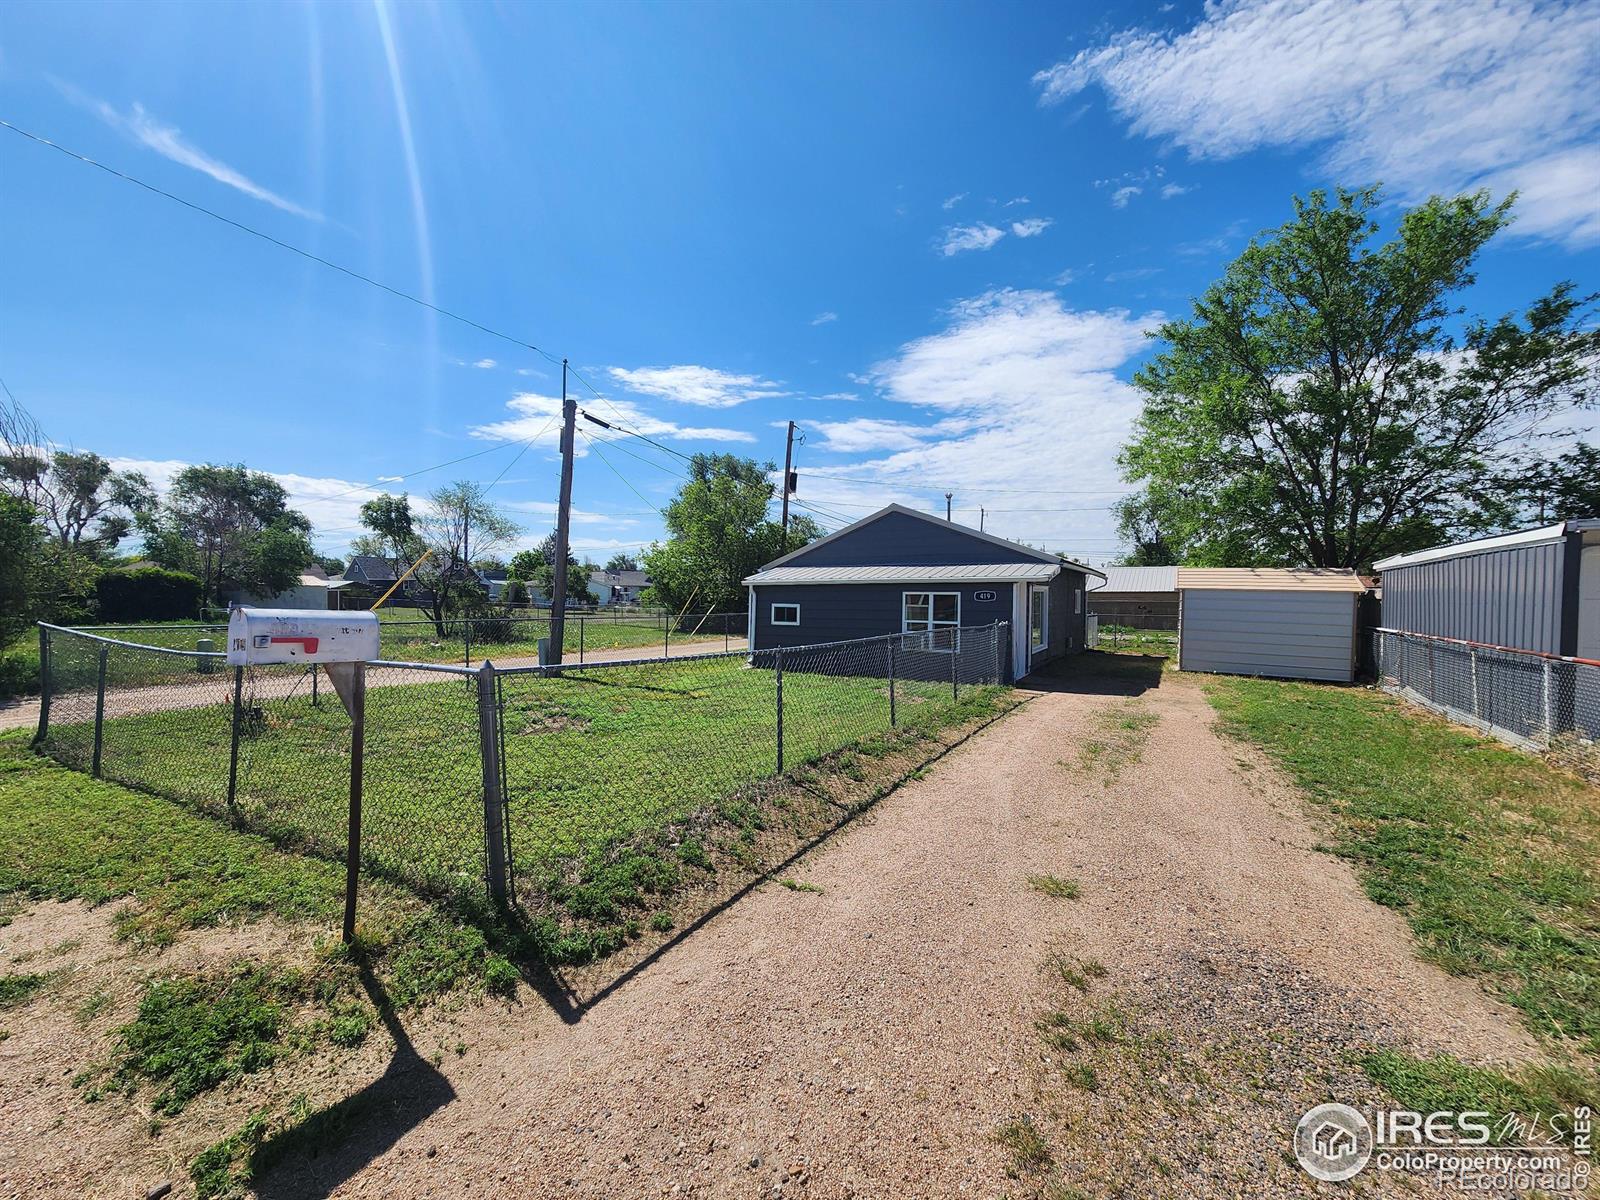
[1160,183,1190,199]
[942,192,968,210]
[1033,0,1600,246]
[473,393,755,447]
[58,83,321,221]
[471,358,497,369]
[811,311,839,326]
[1110,186,1141,208]
[1104,266,1162,283]
[1011,217,1054,237]
[607,365,786,409]
[1004,196,1032,207]
[940,222,1006,256]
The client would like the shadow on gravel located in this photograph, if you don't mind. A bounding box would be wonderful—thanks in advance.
[251,965,456,1200]
[1025,651,1167,697]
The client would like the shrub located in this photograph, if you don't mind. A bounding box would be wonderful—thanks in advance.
[96,567,203,623]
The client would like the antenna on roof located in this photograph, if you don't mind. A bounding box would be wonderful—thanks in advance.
[945,492,952,521]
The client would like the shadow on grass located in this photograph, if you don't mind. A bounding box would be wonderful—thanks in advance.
[1024,651,1167,698]
[251,964,454,1200]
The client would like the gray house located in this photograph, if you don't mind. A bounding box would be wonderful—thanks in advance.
[743,504,1104,681]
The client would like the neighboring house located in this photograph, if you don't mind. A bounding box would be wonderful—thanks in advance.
[1086,565,1180,630]
[340,554,411,604]
[232,574,354,610]
[1176,568,1368,683]
[742,503,1104,682]
[1374,519,1600,660]
[478,567,509,603]
[589,568,651,607]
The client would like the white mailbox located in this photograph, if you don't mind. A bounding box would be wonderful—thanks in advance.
[227,608,380,666]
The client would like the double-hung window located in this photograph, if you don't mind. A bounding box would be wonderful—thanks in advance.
[903,591,959,651]
[1029,584,1049,652]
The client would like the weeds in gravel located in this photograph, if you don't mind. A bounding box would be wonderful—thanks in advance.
[1073,699,1159,783]
[0,970,47,1009]
[780,877,824,894]
[1045,954,1105,993]
[1206,678,1600,1051]
[1028,874,1082,899]
[995,1114,1053,1172]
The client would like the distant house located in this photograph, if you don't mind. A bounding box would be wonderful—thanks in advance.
[589,568,651,607]
[232,573,354,610]
[1086,566,1179,630]
[743,503,1104,682]
[478,567,509,603]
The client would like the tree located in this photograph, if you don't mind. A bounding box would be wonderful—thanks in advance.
[510,534,595,607]
[411,482,519,631]
[642,454,822,611]
[605,552,639,572]
[357,494,423,564]
[0,395,152,557]
[0,496,43,649]
[1491,443,1600,525]
[1118,187,1600,568]
[140,464,314,604]
[1111,494,1179,566]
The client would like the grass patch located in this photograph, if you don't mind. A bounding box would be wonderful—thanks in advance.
[780,877,824,894]
[1046,954,1106,994]
[1074,698,1159,781]
[1028,874,1082,899]
[1205,677,1600,1051]
[1363,1050,1597,1135]
[995,1113,1053,1172]
[0,970,48,1009]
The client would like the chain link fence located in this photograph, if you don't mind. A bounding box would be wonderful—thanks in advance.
[33,620,1010,955]
[368,609,748,667]
[1372,628,1600,778]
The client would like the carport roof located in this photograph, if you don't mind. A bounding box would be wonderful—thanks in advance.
[1177,568,1368,592]
[743,563,1061,585]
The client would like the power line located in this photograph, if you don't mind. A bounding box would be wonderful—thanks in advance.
[577,427,668,518]
[802,471,1134,496]
[0,119,567,370]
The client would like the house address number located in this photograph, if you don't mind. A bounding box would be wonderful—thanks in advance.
[974,589,998,602]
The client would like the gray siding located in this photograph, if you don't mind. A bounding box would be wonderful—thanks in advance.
[783,511,1047,568]
[753,582,1012,650]
[1179,589,1357,683]
[1032,571,1087,664]
[1379,539,1569,655]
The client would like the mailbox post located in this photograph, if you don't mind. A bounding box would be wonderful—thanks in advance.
[227,608,380,942]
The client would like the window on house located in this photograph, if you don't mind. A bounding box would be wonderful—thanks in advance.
[903,591,959,651]
[1030,584,1048,651]
[770,603,800,626]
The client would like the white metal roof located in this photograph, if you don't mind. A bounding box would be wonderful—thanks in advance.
[1089,566,1179,594]
[743,563,1061,586]
[758,502,1062,569]
[1372,522,1570,571]
[1177,567,1368,593]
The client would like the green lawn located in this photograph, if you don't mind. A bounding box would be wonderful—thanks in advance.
[1206,676,1600,1053]
[39,652,1002,948]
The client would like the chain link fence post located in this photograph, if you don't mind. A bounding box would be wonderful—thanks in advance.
[951,630,959,701]
[1542,658,1554,746]
[476,661,508,905]
[342,662,366,944]
[775,646,785,775]
[91,643,108,777]
[33,625,50,746]
[227,665,244,809]
[887,635,897,728]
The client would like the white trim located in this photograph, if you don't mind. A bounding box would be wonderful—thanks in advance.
[743,563,1060,585]
[1029,583,1049,652]
[1373,522,1570,571]
[1011,582,1029,678]
[770,602,800,626]
[758,502,1062,570]
[746,586,755,653]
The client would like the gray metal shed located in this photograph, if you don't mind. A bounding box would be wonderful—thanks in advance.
[1177,568,1368,683]
[1086,565,1179,630]
[1373,519,1600,659]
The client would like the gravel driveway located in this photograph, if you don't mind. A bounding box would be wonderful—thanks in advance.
[256,657,1546,1199]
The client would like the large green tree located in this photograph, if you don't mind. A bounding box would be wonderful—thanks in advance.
[410,481,519,631]
[140,464,315,604]
[355,493,423,564]
[642,454,821,612]
[0,496,43,647]
[508,534,595,607]
[1118,187,1600,568]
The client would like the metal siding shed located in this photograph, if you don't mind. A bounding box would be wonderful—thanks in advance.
[1176,568,1365,683]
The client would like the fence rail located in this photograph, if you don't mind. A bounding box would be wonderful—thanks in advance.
[1372,628,1600,772]
[33,620,1009,949]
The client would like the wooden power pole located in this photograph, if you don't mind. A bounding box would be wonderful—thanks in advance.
[549,358,577,665]
[780,419,797,535]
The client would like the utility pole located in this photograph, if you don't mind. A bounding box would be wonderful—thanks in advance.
[980,506,985,531]
[945,492,952,521]
[780,420,797,536]
[549,358,577,665]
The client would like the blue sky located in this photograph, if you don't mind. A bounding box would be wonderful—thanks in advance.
[2,0,1597,565]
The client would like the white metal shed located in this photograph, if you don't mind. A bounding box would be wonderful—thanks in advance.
[1177,568,1368,683]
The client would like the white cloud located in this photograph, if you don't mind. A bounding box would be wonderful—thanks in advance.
[811,311,839,326]
[1005,196,1032,207]
[1110,186,1142,208]
[1033,0,1600,245]
[817,391,861,402]
[1011,217,1054,237]
[471,392,756,448]
[940,222,1006,256]
[59,84,321,221]
[1053,267,1080,285]
[1160,183,1190,199]
[607,365,787,409]
[942,192,968,209]
[801,290,1160,553]
[807,417,978,454]
[471,358,497,369]
[1104,266,1162,283]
